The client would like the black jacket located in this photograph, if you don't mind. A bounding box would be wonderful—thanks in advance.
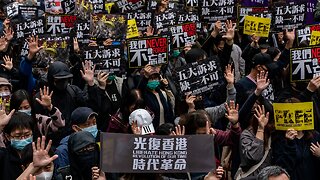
[0,146,24,180]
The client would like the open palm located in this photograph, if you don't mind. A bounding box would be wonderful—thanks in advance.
[32,136,58,168]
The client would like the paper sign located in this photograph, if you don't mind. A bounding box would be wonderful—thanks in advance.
[310,31,320,46]
[127,19,139,39]
[273,102,314,130]
[273,2,306,30]
[170,22,197,49]
[100,133,215,173]
[290,46,320,82]
[243,15,271,37]
[105,3,114,14]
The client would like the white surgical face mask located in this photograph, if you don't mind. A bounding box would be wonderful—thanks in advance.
[36,171,53,180]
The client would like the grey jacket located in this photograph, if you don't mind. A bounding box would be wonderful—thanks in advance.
[239,129,272,177]
[230,44,245,82]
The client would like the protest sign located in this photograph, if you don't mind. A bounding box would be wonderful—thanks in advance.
[20,41,29,57]
[45,0,64,14]
[273,102,314,131]
[115,0,144,13]
[127,19,139,39]
[240,0,268,7]
[128,36,168,68]
[238,6,271,28]
[148,0,177,11]
[185,0,198,8]
[105,3,114,14]
[310,31,320,46]
[296,25,320,46]
[83,45,123,73]
[46,15,77,35]
[243,15,271,37]
[174,57,221,95]
[75,20,91,44]
[177,12,202,32]
[38,36,70,49]
[100,133,215,173]
[127,11,153,33]
[18,6,38,20]
[91,14,127,40]
[290,46,320,82]
[62,0,76,14]
[200,0,236,24]
[75,0,92,20]
[5,2,20,18]
[16,18,45,39]
[154,10,177,32]
[170,22,197,49]
[273,2,306,30]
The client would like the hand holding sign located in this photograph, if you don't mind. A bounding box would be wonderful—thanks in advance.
[285,29,295,49]
[97,71,109,90]
[144,25,154,37]
[310,142,320,157]
[254,71,270,96]
[204,166,225,180]
[254,105,269,130]
[285,128,297,140]
[250,33,260,48]
[307,76,320,92]
[211,21,222,38]
[186,94,196,112]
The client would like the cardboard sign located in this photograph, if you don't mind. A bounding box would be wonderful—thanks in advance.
[16,18,45,39]
[243,15,271,37]
[127,11,153,33]
[18,6,38,20]
[310,31,320,46]
[200,0,236,23]
[174,57,221,95]
[46,15,77,35]
[115,0,144,13]
[296,25,320,45]
[290,46,320,82]
[100,133,215,173]
[127,19,139,39]
[91,14,127,40]
[238,6,271,28]
[128,36,168,68]
[82,45,123,73]
[154,10,177,32]
[170,22,197,49]
[273,2,306,30]
[273,102,314,130]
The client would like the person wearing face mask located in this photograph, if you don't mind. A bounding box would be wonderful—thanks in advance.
[54,107,99,176]
[0,111,39,180]
[140,65,174,129]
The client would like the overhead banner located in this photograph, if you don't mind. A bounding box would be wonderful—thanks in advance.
[170,22,197,49]
[290,46,320,82]
[83,45,123,73]
[243,15,271,37]
[273,102,314,130]
[174,58,221,95]
[128,36,169,68]
[100,133,215,173]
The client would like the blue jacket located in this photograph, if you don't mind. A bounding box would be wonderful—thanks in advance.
[19,57,36,93]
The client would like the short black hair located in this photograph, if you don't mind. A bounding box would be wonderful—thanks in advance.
[3,112,34,135]
[10,89,33,111]
[156,123,175,135]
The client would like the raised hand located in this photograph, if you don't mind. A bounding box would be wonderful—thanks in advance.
[2,55,13,71]
[222,20,235,42]
[81,60,96,86]
[310,142,320,157]
[32,136,58,168]
[211,21,222,38]
[172,125,185,136]
[254,105,269,130]
[145,25,154,36]
[225,100,239,125]
[285,28,295,42]
[27,36,43,60]
[0,102,15,131]
[255,71,270,96]
[251,33,260,48]
[131,121,141,135]
[4,27,14,41]
[97,71,108,90]
[307,75,320,92]
[35,86,53,111]
[0,36,8,52]
[160,75,169,88]
[73,37,80,53]
[224,64,234,85]
[185,94,196,111]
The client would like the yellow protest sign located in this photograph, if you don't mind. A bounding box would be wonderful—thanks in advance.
[105,3,114,14]
[273,102,314,131]
[310,31,320,46]
[127,19,139,39]
[243,15,271,38]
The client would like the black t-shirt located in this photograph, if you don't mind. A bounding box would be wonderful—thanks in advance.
[106,81,122,114]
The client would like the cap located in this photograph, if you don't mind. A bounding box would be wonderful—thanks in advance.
[252,53,273,68]
[53,70,73,79]
[71,107,98,125]
[129,109,155,135]
[0,77,12,90]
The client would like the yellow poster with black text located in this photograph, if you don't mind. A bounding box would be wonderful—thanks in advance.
[309,31,320,46]
[273,102,314,131]
[127,19,139,39]
[243,16,271,38]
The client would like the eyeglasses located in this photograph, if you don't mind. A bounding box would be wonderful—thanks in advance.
[10,133,32,140]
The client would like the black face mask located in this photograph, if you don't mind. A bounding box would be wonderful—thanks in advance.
[54,79,69,91]
[76,148,99,180]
